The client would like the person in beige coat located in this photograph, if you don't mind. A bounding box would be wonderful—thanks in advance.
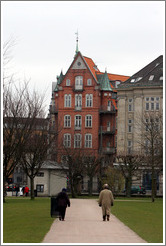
[98,184,114,221]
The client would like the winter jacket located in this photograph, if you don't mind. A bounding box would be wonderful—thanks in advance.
[57,191,70,208]
[98,189,114,216]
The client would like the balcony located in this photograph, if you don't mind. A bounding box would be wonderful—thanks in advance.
[49,105,58,114]
[102,147,116,154]
[74,125,81,130]
[75,106,82,111]
[99,126,116,134]
[99,105,116,114]
[73,85,83,91]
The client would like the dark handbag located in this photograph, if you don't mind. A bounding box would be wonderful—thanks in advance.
[111,201,114,206]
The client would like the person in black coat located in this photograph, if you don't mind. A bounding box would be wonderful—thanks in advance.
[57,188,70,221]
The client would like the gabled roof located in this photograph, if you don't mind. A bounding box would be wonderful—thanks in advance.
[118,55,163,89]
[54,51,130,92]
[83,56,100,82]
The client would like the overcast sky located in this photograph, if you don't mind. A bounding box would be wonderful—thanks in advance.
[2,1,165,111]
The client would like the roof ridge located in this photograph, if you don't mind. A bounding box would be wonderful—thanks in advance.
[97,71,130,77]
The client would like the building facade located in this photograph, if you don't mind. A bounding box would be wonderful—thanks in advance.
[48,50,129,192]
[116,55,163,194]
[49,51,129,163]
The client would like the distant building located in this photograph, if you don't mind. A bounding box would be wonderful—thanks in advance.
[48,51,129,164]
[48,47,129,193]
[116,55,163,194]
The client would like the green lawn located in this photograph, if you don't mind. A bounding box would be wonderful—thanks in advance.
[111,198,163,243]
[3,198,54,243]
[3,197,163,243]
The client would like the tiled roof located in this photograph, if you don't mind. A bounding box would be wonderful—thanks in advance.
[96,72,129,82]
[107,73,130,82]
[118,55,163,89]
[83,56,100,82]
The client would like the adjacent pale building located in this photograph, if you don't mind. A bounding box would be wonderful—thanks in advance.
[116,55,163,194]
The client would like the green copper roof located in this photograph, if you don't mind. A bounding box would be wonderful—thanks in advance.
[97,71,112,91]
[57,71,64,85]
[54,71,64,91]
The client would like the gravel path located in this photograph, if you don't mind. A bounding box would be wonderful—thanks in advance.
[42,199,147,244]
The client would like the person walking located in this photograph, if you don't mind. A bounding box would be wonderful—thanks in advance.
[15,184,19,197]
[24,185,29,197]
[57,188,70,221]
[22,186,25,196]
[98,184,114,221]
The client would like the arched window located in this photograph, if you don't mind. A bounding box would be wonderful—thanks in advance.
[75,76,83,90]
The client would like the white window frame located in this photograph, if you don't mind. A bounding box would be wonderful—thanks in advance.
[64,94,71,107]
[85,134,92,148]
[75,94,82,109]
[86,94,93,107]
[149,75,154,81]
[74,134,82,148]
[87,78,92,86]
[63,134,71,148]
[85,115,92,128]
[75,76,83,90]
[75,115,82,129]
[66,79,70,86]
[64,115,71,128]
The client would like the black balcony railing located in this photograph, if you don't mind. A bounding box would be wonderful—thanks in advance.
[99,126,116,134]
[102,147,116,154]
[99,105,116,114]
[49,105,58,114]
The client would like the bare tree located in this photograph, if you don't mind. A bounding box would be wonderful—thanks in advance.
[116,153,144,197]
[82,154,102,196]
[60,147,85,198]
[21,118,57,200]
[102,166,125,197]
[136,110,163,202]
[3,38,48,202]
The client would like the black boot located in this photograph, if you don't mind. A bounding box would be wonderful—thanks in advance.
[103,215,106,221]
[107,215,110,221]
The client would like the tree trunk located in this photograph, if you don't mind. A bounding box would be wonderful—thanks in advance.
[126,177,131,198]
[3,175,7,203]
[30,177,35,200]
[70,176,76,198]
[151,168,155,202]
[88,177,93,196]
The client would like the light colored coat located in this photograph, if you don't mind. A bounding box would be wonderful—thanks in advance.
[98,189,114,216]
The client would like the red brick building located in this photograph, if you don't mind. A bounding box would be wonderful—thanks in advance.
[49,50,129,166]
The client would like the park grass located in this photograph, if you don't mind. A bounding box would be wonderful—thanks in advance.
[3,197,54,243]
[3,197,163,243]
[111,198,163,243]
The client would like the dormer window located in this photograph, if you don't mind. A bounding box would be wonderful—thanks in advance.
[115,81,120,88]
[135,77,142,82]
[93,65,98,71]
[66,79,70,86]
[149,75,154,81]
[130,79,135,83]
[75,76,83,90]
[159,76,163,80]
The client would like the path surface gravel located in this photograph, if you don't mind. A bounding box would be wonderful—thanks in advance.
[42,198,147,244]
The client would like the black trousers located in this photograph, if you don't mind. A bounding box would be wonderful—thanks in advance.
[58,206,66,220]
